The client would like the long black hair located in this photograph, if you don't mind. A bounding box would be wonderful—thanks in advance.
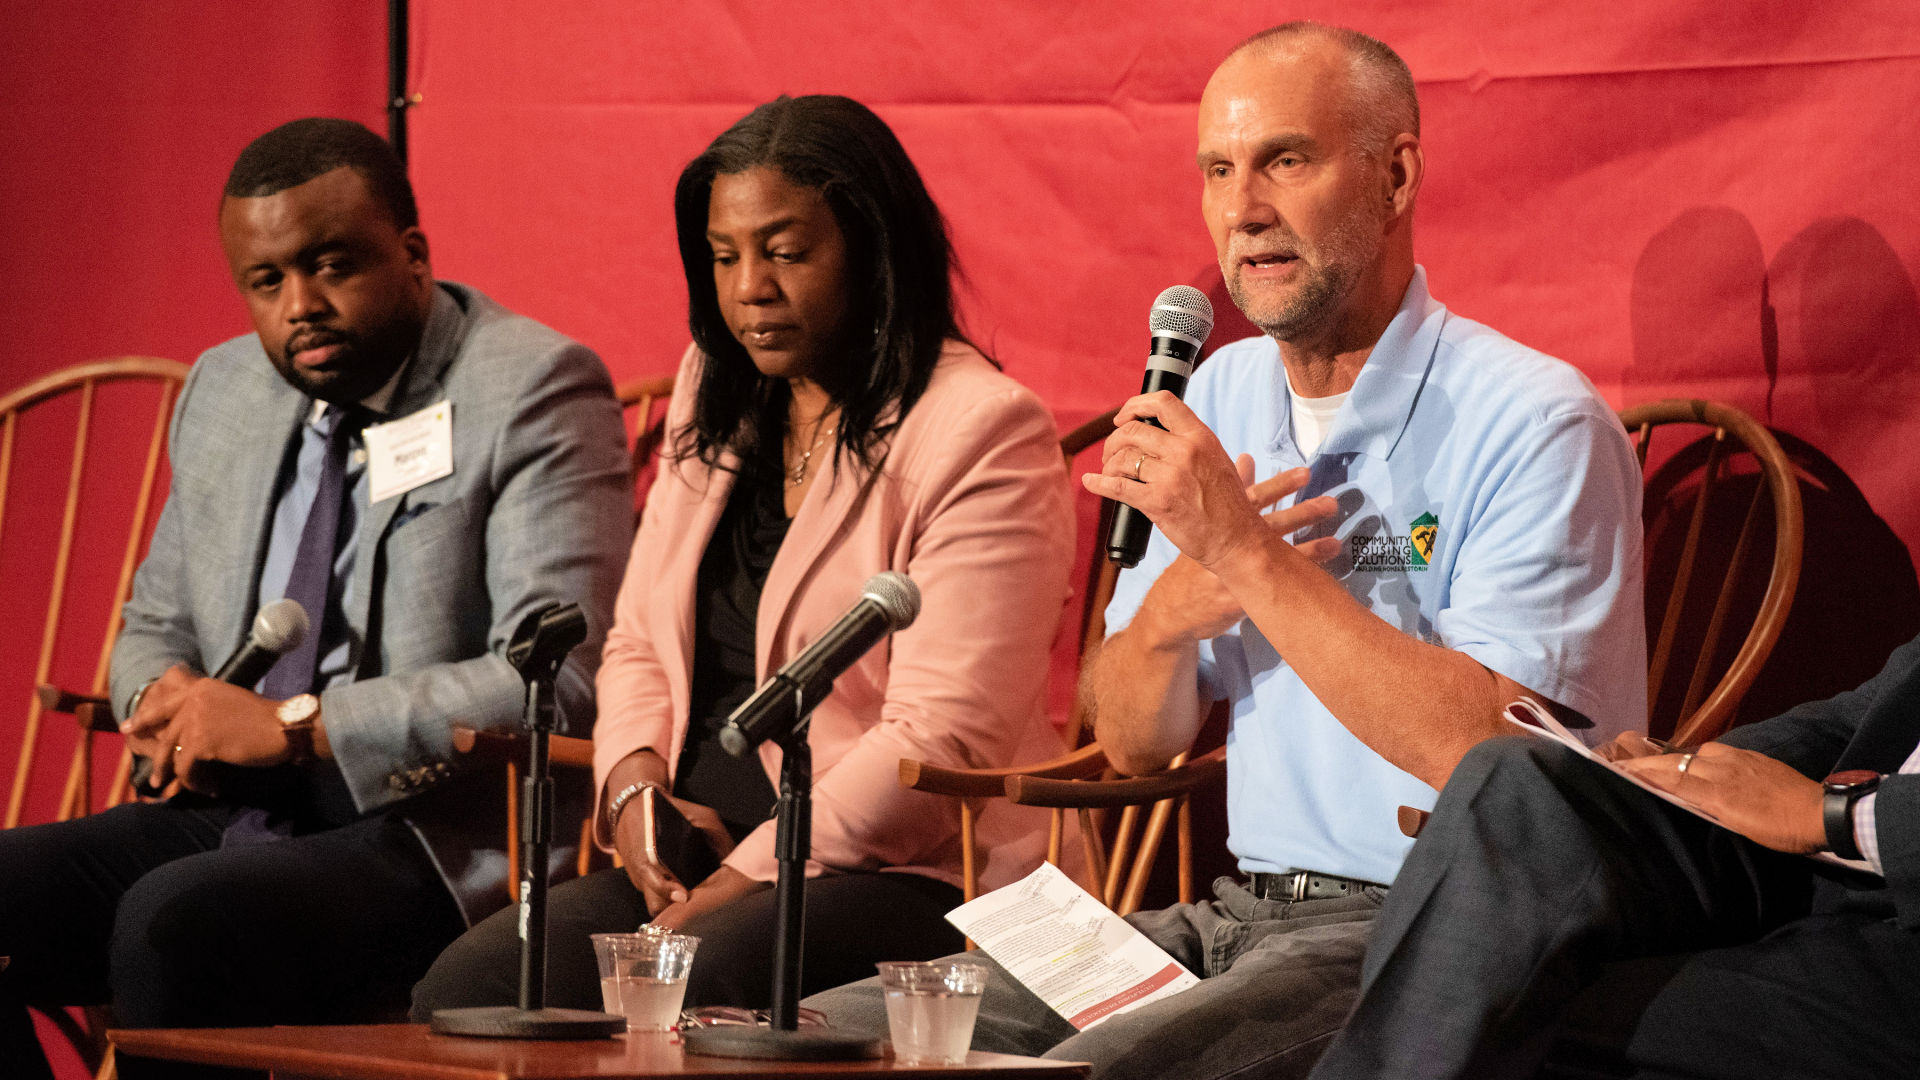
[671,94,977,481]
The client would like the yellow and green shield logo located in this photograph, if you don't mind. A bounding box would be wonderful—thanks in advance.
[1409,512,1438,568]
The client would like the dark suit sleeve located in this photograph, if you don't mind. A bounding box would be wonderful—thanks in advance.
[1873,772,1920,928]
[1721,634,1920,926]
[1718,635,1920,776]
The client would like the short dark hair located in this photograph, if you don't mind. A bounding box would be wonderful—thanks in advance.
[670,94,977,482]
[223,118,418,229]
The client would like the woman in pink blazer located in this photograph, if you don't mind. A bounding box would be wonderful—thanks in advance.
[414,95,1073,1017]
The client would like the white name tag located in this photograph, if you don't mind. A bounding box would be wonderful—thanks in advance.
[365,401,453,504]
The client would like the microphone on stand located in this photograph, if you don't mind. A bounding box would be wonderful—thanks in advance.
[719,572,921,757]
[685,574,919,1061]
[1105,285,1215,568]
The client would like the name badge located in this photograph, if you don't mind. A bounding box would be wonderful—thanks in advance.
[365,401,453,503]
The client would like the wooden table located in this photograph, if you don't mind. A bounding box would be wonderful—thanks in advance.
[108,1024,1091,1080]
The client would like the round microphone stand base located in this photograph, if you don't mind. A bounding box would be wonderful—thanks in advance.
[428,1006,626,1040]
[680,1026,884,1061]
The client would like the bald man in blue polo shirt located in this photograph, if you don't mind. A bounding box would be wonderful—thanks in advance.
[808,22,1644,1080]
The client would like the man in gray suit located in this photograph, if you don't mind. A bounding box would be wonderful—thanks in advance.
[0,119,631,1079]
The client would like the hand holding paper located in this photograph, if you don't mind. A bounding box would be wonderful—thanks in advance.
[1505,698,1873,873]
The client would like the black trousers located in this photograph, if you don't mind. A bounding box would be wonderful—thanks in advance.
[1307,737,1920,1080]
[0,800,463,1080]
[410,866,964,1018]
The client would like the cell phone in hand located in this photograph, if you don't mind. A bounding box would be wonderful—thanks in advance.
[639,786,723,888]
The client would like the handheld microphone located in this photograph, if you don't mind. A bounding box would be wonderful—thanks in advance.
[213,598,311,686]
[719,572,920,757]
[129,599,310,789]
[1105,286,1215,568]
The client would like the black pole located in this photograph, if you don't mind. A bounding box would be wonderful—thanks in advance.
[681,714,881,1061]
[387,0,409,162]
[517,677,553,1011]
[767,728,811,1029]
[430,604,622,1039]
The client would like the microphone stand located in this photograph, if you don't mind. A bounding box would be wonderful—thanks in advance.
[431,603,625,1039]
[682,691,883,1061]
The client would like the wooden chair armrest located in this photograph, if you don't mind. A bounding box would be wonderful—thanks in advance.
[38,684,106,713]
[448,726,595,770]
[1005,745,1227,808]
[899,743,1110,798]
[40,684,118,733]
[548,734,594,769]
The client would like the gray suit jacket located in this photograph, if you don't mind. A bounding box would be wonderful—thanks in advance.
[110,282,633,923]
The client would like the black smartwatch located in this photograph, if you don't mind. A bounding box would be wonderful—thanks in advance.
[1822,769,1881,861]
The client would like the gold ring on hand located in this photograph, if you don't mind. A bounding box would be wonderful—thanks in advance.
[1131,453,1147,482]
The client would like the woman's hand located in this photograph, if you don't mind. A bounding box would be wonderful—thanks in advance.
[603,751,677,912]
[648,866,772,932]
[613,790,739,916]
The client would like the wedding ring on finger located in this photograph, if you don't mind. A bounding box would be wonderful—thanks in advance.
[1676,751,1696,776]
[1131,453,1147,482]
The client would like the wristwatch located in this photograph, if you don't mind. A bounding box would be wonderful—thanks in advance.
[277,693,322,765]
[1822,769,1881,861]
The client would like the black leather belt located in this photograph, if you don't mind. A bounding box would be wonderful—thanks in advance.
[1248,870,1387,902]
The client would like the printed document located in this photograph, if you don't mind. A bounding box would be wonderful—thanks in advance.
[945,861,1199,1030]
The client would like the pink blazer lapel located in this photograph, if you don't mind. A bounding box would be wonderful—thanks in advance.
[755,448,885,682]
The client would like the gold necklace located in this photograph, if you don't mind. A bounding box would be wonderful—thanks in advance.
[787,421,837,488]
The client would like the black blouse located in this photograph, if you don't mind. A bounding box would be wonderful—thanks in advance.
[673,470,788,842]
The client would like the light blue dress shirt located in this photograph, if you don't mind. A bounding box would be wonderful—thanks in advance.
[1105,268,1647,886]
[256,367,405,694]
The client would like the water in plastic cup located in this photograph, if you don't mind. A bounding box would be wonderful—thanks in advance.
[877,961,987,1065]
[600,974,688,1031]
[591,930,699,1032]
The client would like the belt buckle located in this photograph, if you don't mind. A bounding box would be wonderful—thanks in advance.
[1281,870,1312,901]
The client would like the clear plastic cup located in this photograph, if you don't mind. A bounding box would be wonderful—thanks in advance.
[591,930,700,1032]
[877,961,988,1065]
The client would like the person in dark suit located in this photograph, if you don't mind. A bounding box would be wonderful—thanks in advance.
[1307,635,1920,1079]
[0,119,631,1080]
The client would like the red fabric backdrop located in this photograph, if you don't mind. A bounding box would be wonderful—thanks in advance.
[0,6,384,1074]
[403,0,1920,723]
[2,3,1920,1073]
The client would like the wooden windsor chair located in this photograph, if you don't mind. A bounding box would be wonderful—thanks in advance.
[898,405,1228,918]
[1400,397,1806,839]
[0,356,189,1080]
[1625,398,1803,747]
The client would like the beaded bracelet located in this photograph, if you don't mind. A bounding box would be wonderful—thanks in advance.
[605,780,661,830]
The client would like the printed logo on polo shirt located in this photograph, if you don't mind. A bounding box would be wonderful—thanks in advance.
[1409,512,1438,568]
[1349,512,1439,573]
